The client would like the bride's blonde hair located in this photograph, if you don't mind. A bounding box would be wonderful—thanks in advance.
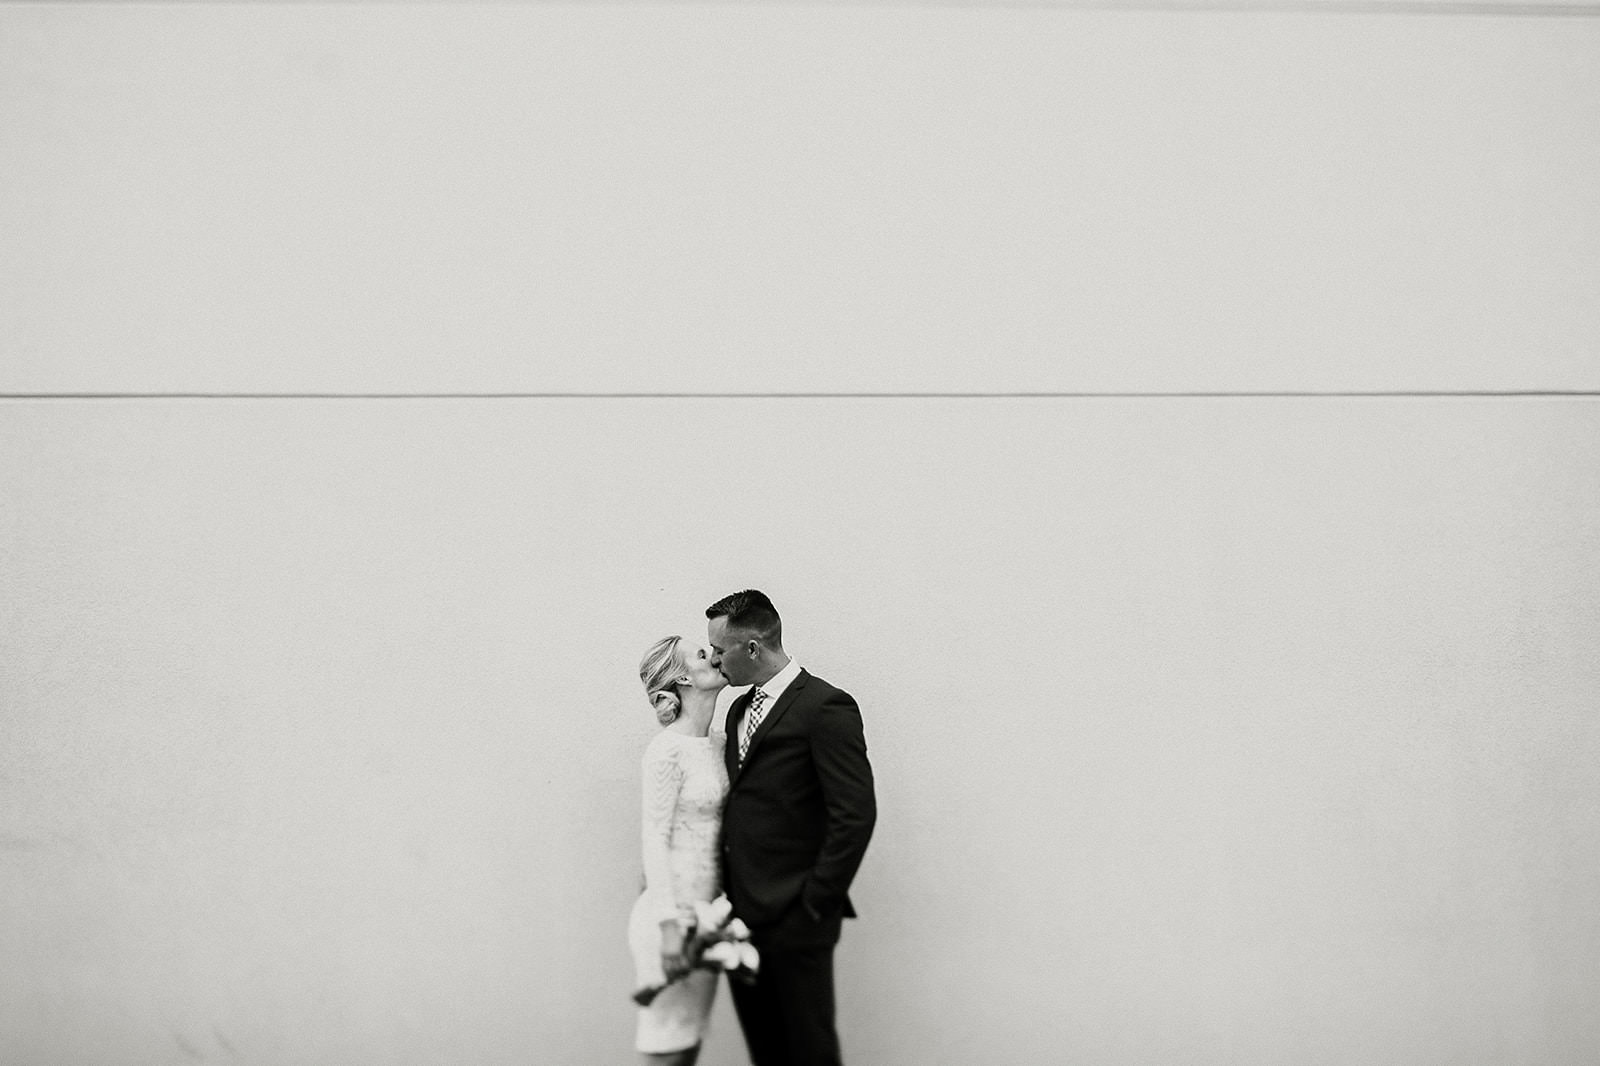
[639,636,687,726]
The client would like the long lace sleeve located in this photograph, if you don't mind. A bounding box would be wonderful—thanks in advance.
[639,740,687,926]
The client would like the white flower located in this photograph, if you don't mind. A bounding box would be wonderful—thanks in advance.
[738,942,760,972]
[724,917,751,941]
[701,942,741,970]
[704,895,733,928]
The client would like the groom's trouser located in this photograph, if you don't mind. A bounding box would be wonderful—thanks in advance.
[730,942,842,1066]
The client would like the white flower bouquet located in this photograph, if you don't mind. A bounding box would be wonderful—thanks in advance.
[632,894,759,1005]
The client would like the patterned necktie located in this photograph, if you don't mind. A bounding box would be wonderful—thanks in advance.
[738,688,768,765]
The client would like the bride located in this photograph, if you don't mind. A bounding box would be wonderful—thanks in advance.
[628,636,730,1065]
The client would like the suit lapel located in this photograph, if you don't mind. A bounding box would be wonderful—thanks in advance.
[733,670,808,783]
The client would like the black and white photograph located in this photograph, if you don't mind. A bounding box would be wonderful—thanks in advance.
[2,1,1597,1063]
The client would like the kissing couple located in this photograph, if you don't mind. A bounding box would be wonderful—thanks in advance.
[627,590,877,1066]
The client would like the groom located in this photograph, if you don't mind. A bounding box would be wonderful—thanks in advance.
[707,590,876,1066]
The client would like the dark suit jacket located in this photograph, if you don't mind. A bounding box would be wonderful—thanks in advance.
[721,668,876,948]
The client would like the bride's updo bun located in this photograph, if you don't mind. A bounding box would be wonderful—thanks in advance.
[639,635,687,726]
[651,689,682,726]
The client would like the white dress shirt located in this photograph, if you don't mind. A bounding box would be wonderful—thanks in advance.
[752,656,802,708]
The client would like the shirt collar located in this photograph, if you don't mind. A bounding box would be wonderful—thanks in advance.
[754,657,801,705]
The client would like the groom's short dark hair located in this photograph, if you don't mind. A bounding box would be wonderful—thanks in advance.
[707,589,783,646]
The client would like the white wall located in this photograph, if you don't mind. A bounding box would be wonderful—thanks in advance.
[3,4,1598,1066]
[4,399,1596,1064]
[3,4,1598,394]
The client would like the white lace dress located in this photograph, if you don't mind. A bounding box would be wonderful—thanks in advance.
[628,729,729,1053]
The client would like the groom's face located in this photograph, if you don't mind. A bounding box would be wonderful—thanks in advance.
[707,616,756,687]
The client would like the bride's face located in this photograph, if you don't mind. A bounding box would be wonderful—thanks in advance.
[678,641,727,692]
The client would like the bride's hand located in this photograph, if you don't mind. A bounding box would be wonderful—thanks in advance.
[659,920,692,981]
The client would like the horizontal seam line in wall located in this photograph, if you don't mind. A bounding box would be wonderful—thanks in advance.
[2,392,1598,401]
[17,0,1599,18]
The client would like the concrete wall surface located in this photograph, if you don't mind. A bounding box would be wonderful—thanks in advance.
[3,398,1597,1064]
[2,2,1598,1065]
[3,3,1598,394]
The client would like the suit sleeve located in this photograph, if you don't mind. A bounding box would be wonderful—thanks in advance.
[802,688,877,919]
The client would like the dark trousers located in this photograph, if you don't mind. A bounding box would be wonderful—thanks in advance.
[729,942,842,1066]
